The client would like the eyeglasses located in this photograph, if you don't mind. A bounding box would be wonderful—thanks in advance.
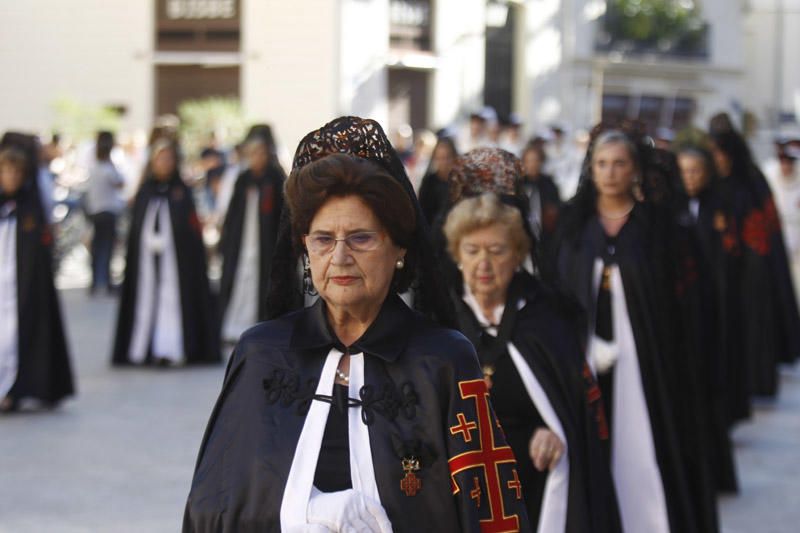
[304,231,383,255]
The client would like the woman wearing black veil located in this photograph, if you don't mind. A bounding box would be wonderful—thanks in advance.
[708,122,800,396]
[673,146,741,493]
[184,117,530,532]
[544,123,718,533]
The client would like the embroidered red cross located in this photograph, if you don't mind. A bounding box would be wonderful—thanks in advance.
[448,379,520,533]
[507,469,522,500]
[470,476,482,508]
[450,412,478,443]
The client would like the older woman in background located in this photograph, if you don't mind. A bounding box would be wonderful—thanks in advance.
[443,148,619,533]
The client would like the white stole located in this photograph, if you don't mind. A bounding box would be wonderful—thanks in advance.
[0,215,18,398]
[128,198,184,364]
[461,287,570,533]
[587,259,670,533]
[280,348,383,531]
[222,188,260,342]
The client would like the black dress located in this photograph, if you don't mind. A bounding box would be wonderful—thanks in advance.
[183,294,531,532]
[112,177,219,365]
[453,272,620,533]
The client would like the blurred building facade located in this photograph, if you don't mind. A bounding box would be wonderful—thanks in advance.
[0,0,797,152]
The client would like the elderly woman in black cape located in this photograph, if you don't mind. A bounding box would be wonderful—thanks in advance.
[545,124,719,533]
[442,148,619,532]
[183,117,530,533]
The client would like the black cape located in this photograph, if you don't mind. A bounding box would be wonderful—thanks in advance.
[112,178,219,365]
[452,272,621,533]
[3,188,74,405]
[673,188,740,492]
[183,294,531,532]
[218,165,284,326]
[548,203,718,533]
[718,170,800,396]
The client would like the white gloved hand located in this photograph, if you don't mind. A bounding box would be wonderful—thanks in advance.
[306,487,393,533]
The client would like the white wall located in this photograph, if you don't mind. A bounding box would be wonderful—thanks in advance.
[338,0,389,125]
[744,0,800,128]
[241,0,340,159]
[0,0,153,136]
[430,0,486,129]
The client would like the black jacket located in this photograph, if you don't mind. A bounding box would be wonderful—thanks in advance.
[183,294,531,532]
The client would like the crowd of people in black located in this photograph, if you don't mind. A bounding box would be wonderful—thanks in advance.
[2,110,800,532]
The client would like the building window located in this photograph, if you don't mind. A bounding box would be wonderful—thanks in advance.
[602,93,695,133]
[390,0,432,51]
[156,0,240,52]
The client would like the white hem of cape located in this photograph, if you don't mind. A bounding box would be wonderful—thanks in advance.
[0,217,19,398]
[587,259,670,533]
[222,188,260,342]
[128,198,184,364]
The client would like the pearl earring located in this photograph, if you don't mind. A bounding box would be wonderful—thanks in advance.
[396,258,405,269]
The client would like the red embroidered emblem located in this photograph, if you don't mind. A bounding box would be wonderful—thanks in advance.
[260,185,274,215]
[41,226,53,247]
[507,469,522,500]
[742,209,770,256]
[189,211,202,235]
[400,471,421,497]
[450,413,478,443]
[721,215,740,255]
[448,379,520,533]
[470,476,482,508]
[583,362,609,440]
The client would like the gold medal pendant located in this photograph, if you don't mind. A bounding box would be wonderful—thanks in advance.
[400,457,422,496]
[482,364,495,390]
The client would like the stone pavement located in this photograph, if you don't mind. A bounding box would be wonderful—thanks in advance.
[1,287,799,532]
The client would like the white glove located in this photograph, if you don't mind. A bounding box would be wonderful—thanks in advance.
[591,336,619,374]
[306,487,393,533]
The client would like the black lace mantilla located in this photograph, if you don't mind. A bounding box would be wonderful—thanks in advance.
[292,116,397,172]
[262,368,419,425]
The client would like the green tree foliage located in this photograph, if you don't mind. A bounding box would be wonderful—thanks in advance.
[603,0,706,54]
[177,97,246,162]
[51,97,123,141]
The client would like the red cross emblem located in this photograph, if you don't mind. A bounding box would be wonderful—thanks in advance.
[450,412,478,443]
[507,469,522,500]
[470,476,482,508]
[448,379,520,533]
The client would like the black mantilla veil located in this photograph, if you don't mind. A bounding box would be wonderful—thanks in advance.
[443,147,541,291]
[265,116,456,328]
[561,121,681,233]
